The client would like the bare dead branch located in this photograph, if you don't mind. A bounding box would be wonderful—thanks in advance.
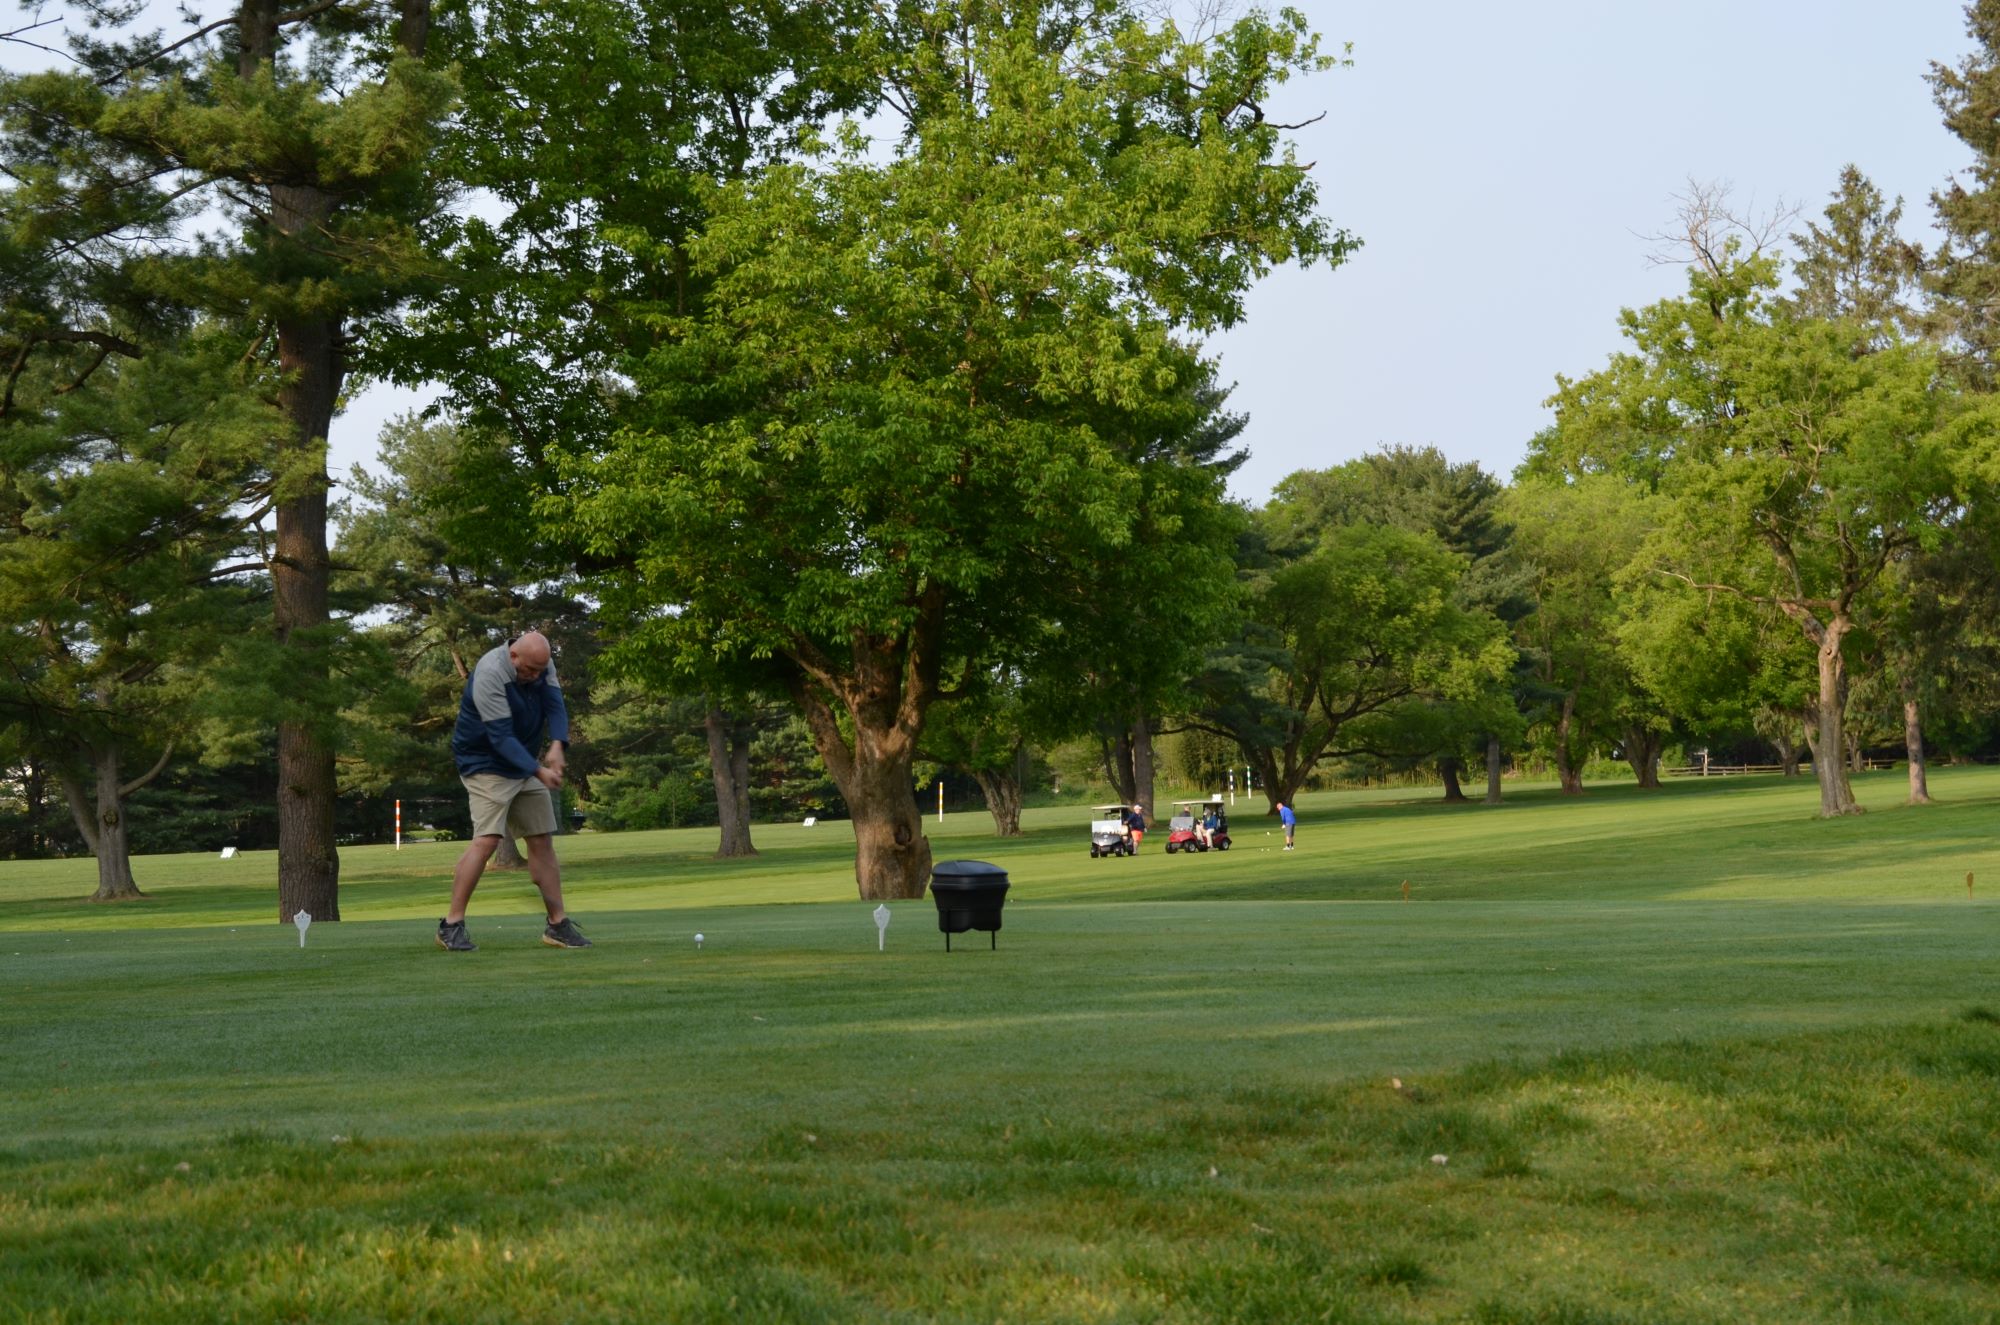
[1635,177,1803,275]
[2,15,78,64]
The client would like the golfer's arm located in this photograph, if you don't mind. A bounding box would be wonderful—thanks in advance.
[543,686,571,765]
[481,720,542,778]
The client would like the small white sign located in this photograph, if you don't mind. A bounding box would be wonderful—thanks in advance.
[293,910,312,948]
[802,816,817,827]
[219,847,238,859]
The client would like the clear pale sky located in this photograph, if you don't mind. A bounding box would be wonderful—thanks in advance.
[6,2,1981,507]
[1206,0,1976,503]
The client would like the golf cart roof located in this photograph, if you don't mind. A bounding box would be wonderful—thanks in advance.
[1174,798,1225,808]
[1093,804,1132,812]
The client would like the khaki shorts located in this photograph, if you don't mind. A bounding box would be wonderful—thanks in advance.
[461,773,558,840]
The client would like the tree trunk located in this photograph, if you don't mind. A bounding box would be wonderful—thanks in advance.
[1252,745,1297,816]
[705,706,758,857]
[237,0,341,924]
[1809,624,1861,816]
[489,835,527,869]
[23,757,55,856]
[1553,693,1584,795]
[1103,727,1138,806]
[1776,729,1800,777]
[1623,727,1663,789]
[838,736,930,898]
[272,308,343,922]
[1846,729,1864,774]
[1484,735,1503,804]
[239,1,432,921]
[791,658,934,900]
[1902,681,1931,805]
[1130,714,1157,822]
[972,765,1024,836]
[397,0,430,56]
[89,749,140,902]
[1438,756,1467,802]
[61,747,146,902]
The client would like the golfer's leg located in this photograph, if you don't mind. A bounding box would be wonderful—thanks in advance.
[523,833,567,923]
[447,835,503,922]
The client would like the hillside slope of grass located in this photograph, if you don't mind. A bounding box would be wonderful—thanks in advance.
[2,768,1996,1322]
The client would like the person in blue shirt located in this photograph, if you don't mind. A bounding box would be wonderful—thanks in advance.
[1277,799,1297,850]
[1123,804,1147,853]
[436,630,591,951]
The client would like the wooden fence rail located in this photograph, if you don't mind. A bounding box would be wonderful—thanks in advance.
[1660,759,1896,777]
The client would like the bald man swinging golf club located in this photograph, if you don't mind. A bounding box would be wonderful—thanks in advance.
[436,631,591,950]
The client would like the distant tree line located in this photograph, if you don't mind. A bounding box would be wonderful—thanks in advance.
[10,2,2000,905]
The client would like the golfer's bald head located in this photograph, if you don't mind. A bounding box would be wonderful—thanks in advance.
[509,631,552,682]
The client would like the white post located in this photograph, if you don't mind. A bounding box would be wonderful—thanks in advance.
[937,780,944,824]
[394,798,401,850]
[1227,768,1234,805]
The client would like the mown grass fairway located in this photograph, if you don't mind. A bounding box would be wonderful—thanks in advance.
[4,769,1998,1322]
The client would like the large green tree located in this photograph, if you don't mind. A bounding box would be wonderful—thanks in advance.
[1267,447,1527,801]
[1502,475,1666,793]
[0,328,271,899]
[561,2,1348,897]
[1532,254,1969,817]
[1187,522,1513,813]
[2,1,455,919]
[388,0,887,864]
[1010,369,1251,823]
[1790,164,1958,802]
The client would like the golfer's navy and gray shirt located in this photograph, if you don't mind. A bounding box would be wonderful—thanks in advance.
[450,643,570,778]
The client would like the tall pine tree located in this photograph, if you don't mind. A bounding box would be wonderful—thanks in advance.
[1930,0,2000,378]
[2,3,455,918]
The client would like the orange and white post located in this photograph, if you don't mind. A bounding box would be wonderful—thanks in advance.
[394,798,401,850]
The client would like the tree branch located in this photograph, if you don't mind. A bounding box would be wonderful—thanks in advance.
[58,773,102,856]
[52,342,117,396]
[37,327,145,360]
[202,561,272,581]
[119,741,176,798]
[98,0,351,83]
[0,339,31,421]
[2,16,78,64]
